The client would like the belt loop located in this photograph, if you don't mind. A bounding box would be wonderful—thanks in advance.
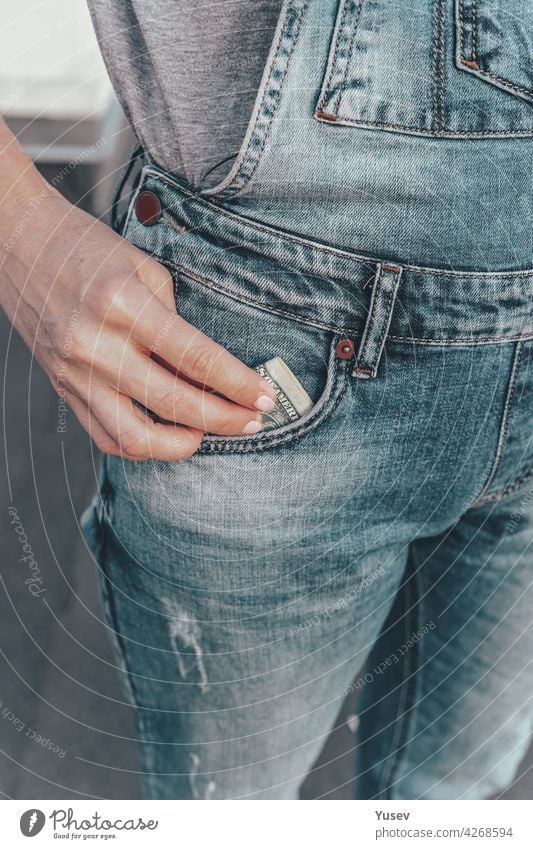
[352,262,403,379]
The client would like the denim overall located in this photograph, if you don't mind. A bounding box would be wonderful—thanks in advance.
[82,0,533,799]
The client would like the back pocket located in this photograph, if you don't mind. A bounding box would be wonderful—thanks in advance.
[456,0,533,105]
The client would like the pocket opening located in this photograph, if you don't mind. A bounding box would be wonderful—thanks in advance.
[199,335,347,454]
[140,263,351,455]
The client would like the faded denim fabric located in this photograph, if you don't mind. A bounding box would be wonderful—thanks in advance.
[82,0,533,800]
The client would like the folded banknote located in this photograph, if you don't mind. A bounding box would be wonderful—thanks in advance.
[255,357,313,430]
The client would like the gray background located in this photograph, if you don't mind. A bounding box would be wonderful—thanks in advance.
[1,162,532,801]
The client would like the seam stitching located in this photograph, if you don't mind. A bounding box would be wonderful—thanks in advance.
[354,267,381,370]
[169,261,362,333]
[387,333,533,345]
[201,343,338,448]
[369,270,401,372]
[472,466,533,506]
[438,0,446,127]
[200,375,348,454]
[224,1,309,197]
[466,65,533,99]
[318,0,351,112]
[141,167,533,279]
[379,568,423,798]
[315,112,533,136]
[471,0,478,62]
[457,0,533,100]
[216,1,292,196]
[156,257,533,345]
[471,341,523,506]
[432,0,440,129]
[200,349,348,454]
[331,0,365,115]
[354,265,402,377]
[458,0,466,57]
[432,0,446,130]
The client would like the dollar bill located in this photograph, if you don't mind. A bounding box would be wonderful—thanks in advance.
[255,357,313,430]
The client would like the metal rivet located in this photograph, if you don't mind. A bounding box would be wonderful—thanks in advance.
[336,339,355,360]
[135,190,162,226]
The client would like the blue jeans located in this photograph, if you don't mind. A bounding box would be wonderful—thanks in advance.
[82,0,533,799]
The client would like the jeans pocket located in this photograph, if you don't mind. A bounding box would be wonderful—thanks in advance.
[456,0,533,106]
[314,0,533,137]
[170,268,348,454]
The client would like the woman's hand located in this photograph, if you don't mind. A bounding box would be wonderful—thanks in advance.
[0,123,276,460]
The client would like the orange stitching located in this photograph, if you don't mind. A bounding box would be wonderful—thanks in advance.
[315,111,338,122]
[462,58,479,69]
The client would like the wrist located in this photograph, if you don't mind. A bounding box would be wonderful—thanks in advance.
[0,121,63,256]
[0,179,72,271]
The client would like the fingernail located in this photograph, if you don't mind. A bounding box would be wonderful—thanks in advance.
[254,394,276,412]
[242,420,263,435]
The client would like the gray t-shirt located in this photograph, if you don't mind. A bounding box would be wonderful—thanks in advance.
[87,1,283,189]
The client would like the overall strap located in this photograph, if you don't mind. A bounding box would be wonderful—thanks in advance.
[110,143,144,232]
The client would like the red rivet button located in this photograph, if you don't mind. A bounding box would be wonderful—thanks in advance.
[336,338,355,359]
[135,190,162,226]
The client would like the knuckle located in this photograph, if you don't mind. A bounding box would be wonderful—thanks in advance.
[94,275,129,317]
[73,327,92,358]
[229,373,253,401]
[185,341,220,380]
[119,429,151,459]
[56,324,94,367]
[157,387,184,421]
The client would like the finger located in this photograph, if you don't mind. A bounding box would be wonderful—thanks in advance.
[64,391,128,457]
[109,276,276,411]
[104,345,264,435]
[87,384,205,461]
